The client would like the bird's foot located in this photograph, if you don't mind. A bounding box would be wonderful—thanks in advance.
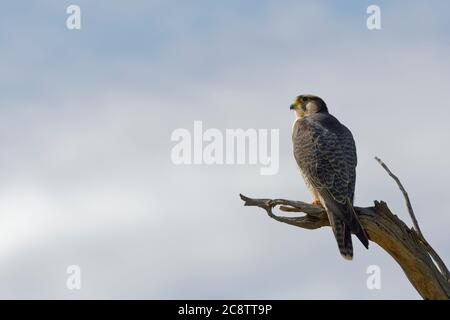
[311,199,322,206]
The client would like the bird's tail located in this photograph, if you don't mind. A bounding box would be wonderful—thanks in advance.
[321,193,369,260]
[329,215,354,260]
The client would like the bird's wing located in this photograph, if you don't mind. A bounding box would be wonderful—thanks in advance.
[293,116,354,205]
[340,125,357,202]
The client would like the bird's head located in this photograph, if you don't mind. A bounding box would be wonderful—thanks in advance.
[290,94,328,118]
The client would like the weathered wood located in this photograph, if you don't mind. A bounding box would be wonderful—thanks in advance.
[240,194,450,299]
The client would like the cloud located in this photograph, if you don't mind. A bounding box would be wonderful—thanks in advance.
[1,0,449,299]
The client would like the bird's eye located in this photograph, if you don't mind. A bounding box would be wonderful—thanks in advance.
[303,97,309,102]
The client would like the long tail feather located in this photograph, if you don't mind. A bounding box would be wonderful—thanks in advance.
[320,192,369,260]
[347,199,369,249]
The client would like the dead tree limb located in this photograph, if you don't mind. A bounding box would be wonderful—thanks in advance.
[240,158,450,300]
[374,157,450,281]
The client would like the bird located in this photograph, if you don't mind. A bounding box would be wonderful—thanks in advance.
[290,94,369,260]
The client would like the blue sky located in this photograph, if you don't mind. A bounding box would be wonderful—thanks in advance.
[0,1,449,299]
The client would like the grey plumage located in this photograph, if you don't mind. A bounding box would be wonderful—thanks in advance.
[291,96,368,259]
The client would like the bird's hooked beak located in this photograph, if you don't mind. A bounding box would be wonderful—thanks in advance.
[290,104,296,110]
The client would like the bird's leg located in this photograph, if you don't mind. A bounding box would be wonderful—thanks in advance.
[310,189,322,206]
[304,177,323,206]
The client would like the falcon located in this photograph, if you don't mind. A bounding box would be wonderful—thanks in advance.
[290,94,369,260]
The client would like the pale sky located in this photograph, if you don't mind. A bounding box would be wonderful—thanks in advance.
[0,0,449,299]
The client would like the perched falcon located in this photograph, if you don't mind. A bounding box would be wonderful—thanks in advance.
[290,94,369,260]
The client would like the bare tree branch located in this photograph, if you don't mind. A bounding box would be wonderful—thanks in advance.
[374,157,450,281]
[374,157,423,237]
[240,158,450,299]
